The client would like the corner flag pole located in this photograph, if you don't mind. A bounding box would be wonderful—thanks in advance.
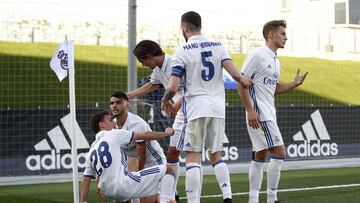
[68,43,80,203]
[49,39,79,203]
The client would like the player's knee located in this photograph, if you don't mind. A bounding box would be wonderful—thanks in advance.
[208,151,222,164]
[269,145,286,158]
[254,150,267,161]
[167,146,180,161]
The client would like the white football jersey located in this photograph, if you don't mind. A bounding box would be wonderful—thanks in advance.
[84,129,134,199]
[172,35,231,121]
[115,112,166,167]
[241,45,281,121]
[151,54,184,130]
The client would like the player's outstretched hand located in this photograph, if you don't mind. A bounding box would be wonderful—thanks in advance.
[165,127,175,136]
[294,69,308,87]
[240,74,253,88]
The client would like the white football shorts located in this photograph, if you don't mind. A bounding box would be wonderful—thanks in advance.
[247,120,284,152]
[183,117,225,153]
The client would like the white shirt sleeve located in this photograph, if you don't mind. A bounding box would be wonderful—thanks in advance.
[172,47,186,67]
[221,44,232,61]
[134,121,152,143]
[83,149,96,178]
[150,69,162,85]
[241,52,260,78]
[111,129,134,145]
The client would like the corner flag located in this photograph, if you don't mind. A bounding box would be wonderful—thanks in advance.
[50,40,74,82]
[49,40,79,203]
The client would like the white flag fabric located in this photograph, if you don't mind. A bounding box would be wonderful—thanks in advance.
[50,40,74,82]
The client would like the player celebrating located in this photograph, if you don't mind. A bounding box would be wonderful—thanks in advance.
[162,11,252,203]
[110,91,166,170]
[81,91,167,203]
[127,40,185,202]
[111,91,167,203]
[81,110,176,203]
[237,20,308,203]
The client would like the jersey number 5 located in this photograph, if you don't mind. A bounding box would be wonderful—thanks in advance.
[201,51,215,81]
[90,141,113,176]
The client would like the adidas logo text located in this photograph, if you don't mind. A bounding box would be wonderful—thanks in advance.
[25,113,90,171]
[287,110,338,158]
[26,149,87,171]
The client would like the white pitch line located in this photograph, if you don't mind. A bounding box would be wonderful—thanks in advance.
[179,183,360,200]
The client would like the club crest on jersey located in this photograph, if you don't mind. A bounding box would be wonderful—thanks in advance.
[57,50,68,70]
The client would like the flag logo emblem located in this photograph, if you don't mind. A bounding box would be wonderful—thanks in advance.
[57,50,69,70]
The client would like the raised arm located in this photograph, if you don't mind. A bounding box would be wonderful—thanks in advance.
[275,69,308,95]
[127,82,160,99]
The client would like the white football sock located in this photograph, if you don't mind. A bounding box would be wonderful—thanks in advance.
[159,173,175,203]
[248,160,265,203]
[167,160,180,193]
[267,158,284,203]
[213,160,232,200]
[185,162,202,203]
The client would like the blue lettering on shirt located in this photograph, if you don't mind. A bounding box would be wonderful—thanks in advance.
[182,41,222,50]
[263,77,277,85]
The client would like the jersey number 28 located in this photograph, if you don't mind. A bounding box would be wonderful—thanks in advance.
[90,141,113,176]
[201,51,215,81]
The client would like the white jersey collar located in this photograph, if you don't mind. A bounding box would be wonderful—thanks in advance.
[263,45,277,58]
[114,112,131,130]
[187,35,204,42]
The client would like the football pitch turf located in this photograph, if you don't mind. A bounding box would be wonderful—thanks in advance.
[0,167,359,203]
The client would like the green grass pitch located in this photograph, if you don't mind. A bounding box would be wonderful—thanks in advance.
[0,167,359,203]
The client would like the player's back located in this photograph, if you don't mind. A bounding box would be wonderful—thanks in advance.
[173,35,230,120]
[90,129,133,199]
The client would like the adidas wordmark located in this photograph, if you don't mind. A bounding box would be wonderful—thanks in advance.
[25,114,90,171]
[287,110,338,157]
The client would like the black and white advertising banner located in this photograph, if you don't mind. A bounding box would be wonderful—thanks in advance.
[0,106,359,176]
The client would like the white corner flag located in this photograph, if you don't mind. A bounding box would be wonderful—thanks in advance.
[50,40,74,81]
[50,40,80,203]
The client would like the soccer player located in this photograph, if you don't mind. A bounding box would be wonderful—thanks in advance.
[237,20,308,203]
[81,91,166,203]
[127,40,185,202]
[110,91,167,203]
[81,110,176,203]
[110,91,166,170]
[162,11,252,203]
